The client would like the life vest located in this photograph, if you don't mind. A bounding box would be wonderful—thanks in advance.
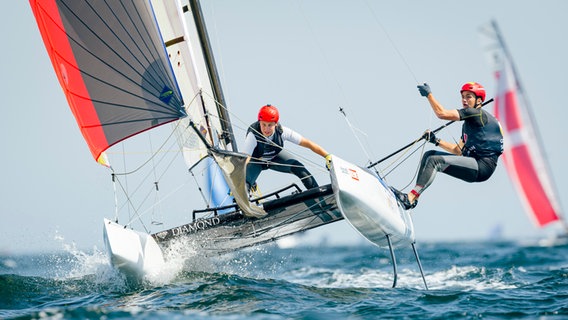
[247,121,284,160]
[460,108,504,159]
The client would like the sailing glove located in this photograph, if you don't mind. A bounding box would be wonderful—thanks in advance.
[422,131,440,146]
[325,154,332,171]
[417,83,431,97]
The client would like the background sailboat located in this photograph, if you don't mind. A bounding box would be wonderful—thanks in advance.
[479,20,568,238]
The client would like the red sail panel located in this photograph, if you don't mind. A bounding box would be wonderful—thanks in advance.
[509,145,559,226]
[30,0,106,160]
[30,0,186,163]
[495,64,560,227]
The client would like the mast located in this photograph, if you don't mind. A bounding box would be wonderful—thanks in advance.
[188,0,237,151]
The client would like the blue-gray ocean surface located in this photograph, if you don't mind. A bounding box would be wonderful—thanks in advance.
[1,239,567,319]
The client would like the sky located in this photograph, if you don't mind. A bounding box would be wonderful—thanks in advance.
[2,0,567,254]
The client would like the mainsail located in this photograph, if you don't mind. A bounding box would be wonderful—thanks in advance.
[30,0,187,165]
[151,0,237,207]
[480,21,566,230]
[151,0,236,158]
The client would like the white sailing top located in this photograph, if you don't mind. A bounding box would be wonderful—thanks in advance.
[243,125,303,160]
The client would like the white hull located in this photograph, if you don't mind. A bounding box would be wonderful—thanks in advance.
[329,155,415,248]
[103,218,165,280]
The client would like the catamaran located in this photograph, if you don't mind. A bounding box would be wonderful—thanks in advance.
[29,0,426,288]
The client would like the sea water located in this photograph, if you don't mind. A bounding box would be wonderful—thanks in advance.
[1,239,567,319]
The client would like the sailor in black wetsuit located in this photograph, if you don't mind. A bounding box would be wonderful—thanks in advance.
[392,82,504,210]
[243,104,332,192]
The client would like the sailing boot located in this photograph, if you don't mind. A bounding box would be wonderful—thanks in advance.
[390,187,417,210]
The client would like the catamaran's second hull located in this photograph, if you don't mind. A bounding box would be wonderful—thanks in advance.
[329,155,415,248]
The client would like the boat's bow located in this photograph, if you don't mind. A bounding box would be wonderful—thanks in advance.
[103,219,165,280]
[329,155,415,248]
[329,155,428,289]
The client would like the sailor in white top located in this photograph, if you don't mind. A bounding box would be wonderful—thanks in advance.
[243,104,332,192]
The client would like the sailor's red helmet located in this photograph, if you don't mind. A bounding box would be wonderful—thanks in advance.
[258,104,279,122]
[460,82,486,102]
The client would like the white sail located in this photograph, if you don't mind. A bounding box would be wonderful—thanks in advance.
[151,0,233,167]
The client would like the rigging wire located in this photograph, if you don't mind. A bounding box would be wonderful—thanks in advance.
[363,0,419,85]
[383,142,426,190]
[339,107,376,168]
[122,176,194,228]
[294,1,387,171]
[361,0,441,188]
[148,133,164,225]
[108,93,206,228]
[204,1,233,117]
[294,1,351,114]
[111,121,214,228]
[293,0,430,181]
[110,119,184,176]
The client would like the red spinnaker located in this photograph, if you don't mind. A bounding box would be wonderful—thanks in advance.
[30,0,186,163]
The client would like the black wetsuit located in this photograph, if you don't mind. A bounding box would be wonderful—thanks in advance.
[413,107,503,195]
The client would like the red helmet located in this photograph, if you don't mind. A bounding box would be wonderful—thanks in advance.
[258,104,279,122]
[460,82,486,102]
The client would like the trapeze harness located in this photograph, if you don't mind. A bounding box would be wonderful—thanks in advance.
[244,121,318,190]
[413,107,504,195]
